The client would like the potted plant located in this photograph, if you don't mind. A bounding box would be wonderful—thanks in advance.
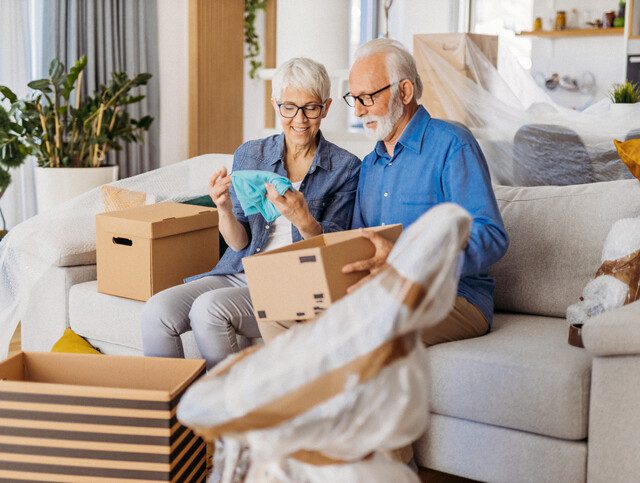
[0,88,31,238]
[609,80,640,117]
[0,56,153,213]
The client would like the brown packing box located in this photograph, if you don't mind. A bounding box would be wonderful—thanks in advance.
[97,202,219,301]
[242,224,402,322]
[0,352,207,482]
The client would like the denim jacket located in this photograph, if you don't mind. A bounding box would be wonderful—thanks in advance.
[188,132,361,280]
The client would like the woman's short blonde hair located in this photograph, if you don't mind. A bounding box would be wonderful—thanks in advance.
[271,57,331,102]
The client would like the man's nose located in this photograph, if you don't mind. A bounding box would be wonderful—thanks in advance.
[354,101,367,117]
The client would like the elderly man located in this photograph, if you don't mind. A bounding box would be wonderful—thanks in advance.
[342,38,508,347]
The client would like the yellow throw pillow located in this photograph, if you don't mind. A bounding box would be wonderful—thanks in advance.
[101,185,150,212]
[51,328,101,354]
[614,138,640,181]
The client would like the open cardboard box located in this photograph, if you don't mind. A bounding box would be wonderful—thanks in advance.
[242,224,402,322]
[96,202,219,301]
[0,352,207,482]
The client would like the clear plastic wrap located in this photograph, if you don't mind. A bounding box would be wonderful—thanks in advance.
[177,203,472,482]
[413,34,639,186]
[0,154,232,356]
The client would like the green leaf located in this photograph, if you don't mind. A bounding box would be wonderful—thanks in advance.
[28,79,52,93]
[62,56,87,100]
[48,58,65,83]
[0,86,18,104]
[136,115,154,130]
[133,73,152,85]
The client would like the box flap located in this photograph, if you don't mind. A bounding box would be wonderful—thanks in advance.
[0,352,205,399]
[96,202,218,239]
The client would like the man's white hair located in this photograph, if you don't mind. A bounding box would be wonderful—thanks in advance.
[271,57,331,102]
[353,38,423,100]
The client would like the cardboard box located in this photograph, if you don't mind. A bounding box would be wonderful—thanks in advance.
[413,33,498,123]
[242,224,402,322]
[0,352,207,482]
[97,202,219,301]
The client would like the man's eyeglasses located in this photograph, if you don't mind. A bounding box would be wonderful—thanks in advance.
[342,82,399,107]
[277,102,325,119]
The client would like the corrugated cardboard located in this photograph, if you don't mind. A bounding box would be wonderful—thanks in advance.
[243,224,402,322]
[96,202,219,301]
[0,352,207,482]
[414,33,498,122]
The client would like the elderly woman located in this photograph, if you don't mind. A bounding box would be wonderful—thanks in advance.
[141,58,360,369]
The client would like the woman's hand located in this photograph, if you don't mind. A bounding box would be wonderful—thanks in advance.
[265,183,322,238]
[209,167,233,214]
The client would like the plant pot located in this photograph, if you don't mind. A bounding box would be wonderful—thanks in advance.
[609,102,640,118]
[34,165,119,213]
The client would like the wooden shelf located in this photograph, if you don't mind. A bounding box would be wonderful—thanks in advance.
[517,27,624,38]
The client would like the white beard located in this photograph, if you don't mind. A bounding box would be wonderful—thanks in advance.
[361,90,404,141]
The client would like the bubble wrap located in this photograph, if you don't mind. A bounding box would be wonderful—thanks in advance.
[413,35,639,186]
[177,203,472,482]
[0,154,233,357]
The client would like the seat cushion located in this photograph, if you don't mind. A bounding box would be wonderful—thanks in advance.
[69,280,255,358]
[426,313,593,440]
[492,180,640,317]
[69,281,203,357]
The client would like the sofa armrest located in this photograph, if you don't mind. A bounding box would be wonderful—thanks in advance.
[582,300,640,356]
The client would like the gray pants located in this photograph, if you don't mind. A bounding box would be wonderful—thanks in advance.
[140,274,261,369]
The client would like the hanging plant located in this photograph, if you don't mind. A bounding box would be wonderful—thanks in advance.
[244,0,267,79]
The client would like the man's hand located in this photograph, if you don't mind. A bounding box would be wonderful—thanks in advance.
[209,167,233,214]
[342,229,394,293]
[265,183,321,237]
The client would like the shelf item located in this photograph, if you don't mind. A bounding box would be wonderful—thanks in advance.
[517,28,624,38]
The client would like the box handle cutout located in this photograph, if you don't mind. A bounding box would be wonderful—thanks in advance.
[112,237,133,247]
[299,255,316,263]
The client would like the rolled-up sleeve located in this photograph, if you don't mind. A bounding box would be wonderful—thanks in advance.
[442,142,509,277]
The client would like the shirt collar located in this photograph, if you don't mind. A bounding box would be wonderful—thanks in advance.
[373,105,431,160]
[269,131,331,172]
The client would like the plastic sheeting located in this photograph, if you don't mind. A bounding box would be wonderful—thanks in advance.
[0,154,232,357]
[413,34,640,186]
[177,203,472,482]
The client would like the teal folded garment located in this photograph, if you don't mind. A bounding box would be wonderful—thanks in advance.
[231,170,293,222]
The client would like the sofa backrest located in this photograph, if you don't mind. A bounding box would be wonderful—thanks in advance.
[491,180,640,318]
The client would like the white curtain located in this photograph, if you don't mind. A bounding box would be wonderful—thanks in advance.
[0,0,39,230]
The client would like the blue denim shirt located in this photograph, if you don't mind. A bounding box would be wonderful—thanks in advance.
[189,132,360,280]
[352,106,508,325]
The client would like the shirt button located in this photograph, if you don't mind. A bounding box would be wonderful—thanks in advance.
[381,222,386,226]
[265,225,270,230]
[389,162,393,166]
[256,248,261,252]
[383,192,389,197]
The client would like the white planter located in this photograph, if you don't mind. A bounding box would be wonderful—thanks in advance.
[34,166,119,213]
[609,102,640,118]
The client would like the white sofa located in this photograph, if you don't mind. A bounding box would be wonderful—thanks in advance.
[20,156,640,482]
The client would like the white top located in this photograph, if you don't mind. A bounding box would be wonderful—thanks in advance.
[261,181,303,253]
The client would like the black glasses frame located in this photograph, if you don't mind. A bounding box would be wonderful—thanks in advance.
[276,102,325,119]
[342,81,399,107]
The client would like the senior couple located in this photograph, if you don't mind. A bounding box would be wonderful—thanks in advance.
[141,39,508,371]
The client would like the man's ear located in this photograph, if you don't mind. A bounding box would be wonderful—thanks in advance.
[398,80,414,105]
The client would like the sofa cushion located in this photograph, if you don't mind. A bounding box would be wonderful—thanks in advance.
[492,180,640,317]
[426,313,593,440]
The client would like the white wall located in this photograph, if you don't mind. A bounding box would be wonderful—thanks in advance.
[157,0,189,167]
[529,0,626,106]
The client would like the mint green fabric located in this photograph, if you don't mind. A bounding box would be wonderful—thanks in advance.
[231,170,293,222]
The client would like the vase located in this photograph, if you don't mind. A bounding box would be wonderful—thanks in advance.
[34,165,119,213]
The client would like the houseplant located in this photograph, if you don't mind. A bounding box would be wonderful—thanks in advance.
[0,88,31,238]
[608,80,640,119]
[0,56,153,212]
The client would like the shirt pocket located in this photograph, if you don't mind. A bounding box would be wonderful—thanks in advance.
[400,192,438,222]
[306,195,334,218]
